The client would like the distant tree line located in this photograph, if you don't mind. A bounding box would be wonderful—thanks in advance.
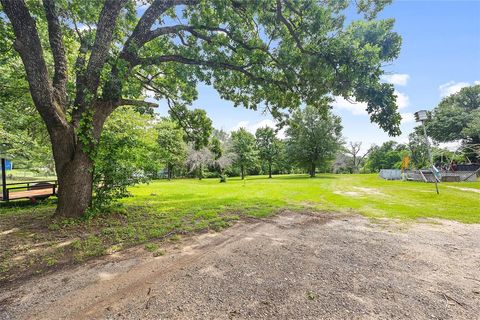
[152,105,344,181]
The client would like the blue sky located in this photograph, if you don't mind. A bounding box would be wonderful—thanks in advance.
[154,1,480,151]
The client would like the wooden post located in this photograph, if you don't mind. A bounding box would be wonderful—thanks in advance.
[1,158,7,201]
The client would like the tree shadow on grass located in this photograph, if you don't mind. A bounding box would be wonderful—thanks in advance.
[246,174,339,181]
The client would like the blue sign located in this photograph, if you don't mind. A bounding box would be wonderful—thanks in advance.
[5,160,12,171]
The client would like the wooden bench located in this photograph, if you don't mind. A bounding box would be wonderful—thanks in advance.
[1,181,57,202]
[6,188,56,201]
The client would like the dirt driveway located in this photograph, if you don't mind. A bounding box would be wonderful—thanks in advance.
[1,211,479,319]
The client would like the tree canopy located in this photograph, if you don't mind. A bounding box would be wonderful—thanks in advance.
[426,85,480,162]
[364,141,407,172]
[286,106,343,177]
[408,131,429,169]
[0,27,50,168]
[93,107,159,212]
[231,128,258,179]
[427,85,480,144]
[255,127,280,178]
[156,119,188,179]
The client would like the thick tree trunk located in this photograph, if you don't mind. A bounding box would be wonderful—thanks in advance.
[241,165,245,180]
[268,163,272,178]
[167,163,172,180]
[51,105,111,218]
[353,154,358,173]
[310,162,316,178]
[55,149,94,218]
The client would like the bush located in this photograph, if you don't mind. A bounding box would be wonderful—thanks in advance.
[89,108,159,215]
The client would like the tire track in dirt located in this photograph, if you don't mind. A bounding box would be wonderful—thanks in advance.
[24,219,267,320]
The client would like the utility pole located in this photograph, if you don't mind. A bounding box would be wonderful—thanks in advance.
[414,110,439,194]
[1,158,7,200]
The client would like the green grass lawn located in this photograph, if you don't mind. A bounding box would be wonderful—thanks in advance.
[5,169,56,183]
[125,174,480,223]
[1,173,479,284]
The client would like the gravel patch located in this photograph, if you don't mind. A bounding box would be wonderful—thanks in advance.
[1,211,479,319]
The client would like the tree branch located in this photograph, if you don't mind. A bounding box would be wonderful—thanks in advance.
[43,0,68,108]
[275,0,309,54]
[0,0,67,128]
[137,54,291,92]
[85,0,128,93]
[131,11,299,90]
[120,0,199,63]
[134,73,197,135]
[145,24,192,43]
[138,55,255,80]
[103,0,198,105]
[73,37,89,111]
[117,99,158,109]
[73,0,128,126]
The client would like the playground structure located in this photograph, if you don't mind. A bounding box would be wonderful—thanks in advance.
[380,165,480,183]
[380,144,480,183]
[1,158,58,203]
[409,143,480,183]
[404,164,480,182]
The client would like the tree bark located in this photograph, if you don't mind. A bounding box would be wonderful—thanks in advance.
[310,162,316,177]
[268,162,272,178]
[241,165,245,180]
[52,105,111,217]
[353,154,358,173]
[55,149,94,218]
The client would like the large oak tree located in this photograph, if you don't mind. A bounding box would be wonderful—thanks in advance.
[426,85,480,161]
[1,0,402,217]
[231,127,258,179]
[286,106,343,177]
[255,126,280,178]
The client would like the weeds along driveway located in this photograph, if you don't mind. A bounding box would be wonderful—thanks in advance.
[1,211,479,320]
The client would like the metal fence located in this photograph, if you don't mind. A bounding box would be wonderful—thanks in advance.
[379,169,402,180]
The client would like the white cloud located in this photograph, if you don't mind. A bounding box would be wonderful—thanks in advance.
[332,91,408,115]
[381,73,410,86]
[230,120,251,132]
[76,23,96,32]
[438,141,463,151]
[230,119,285,138]
[395,91,409,109]
[213,30,228,36]
[438,81,478,97]
[331,97,368,115]
[400,112,415,124]
[143,88,156,98]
